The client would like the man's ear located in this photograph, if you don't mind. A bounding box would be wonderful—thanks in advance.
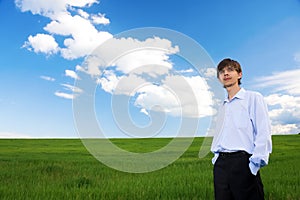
[238,72,242,79]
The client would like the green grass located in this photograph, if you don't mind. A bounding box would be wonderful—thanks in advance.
[0,135,299,200]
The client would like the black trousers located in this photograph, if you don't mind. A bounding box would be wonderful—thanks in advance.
[213,151,264,200]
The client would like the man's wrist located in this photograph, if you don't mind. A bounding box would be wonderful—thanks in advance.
[249,161,260,175]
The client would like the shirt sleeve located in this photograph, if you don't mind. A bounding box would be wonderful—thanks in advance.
[249,93,272,175]
[212,153,219,165]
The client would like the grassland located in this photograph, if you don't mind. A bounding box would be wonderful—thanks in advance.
[0,135,299,200]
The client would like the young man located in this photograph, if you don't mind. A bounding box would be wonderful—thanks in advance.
[211,58,272,200]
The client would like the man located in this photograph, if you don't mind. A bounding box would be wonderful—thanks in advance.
[211,58,272,200]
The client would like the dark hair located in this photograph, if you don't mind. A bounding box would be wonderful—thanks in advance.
[217,58,242,85]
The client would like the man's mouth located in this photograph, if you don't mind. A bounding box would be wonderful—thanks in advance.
[224,77,231,81]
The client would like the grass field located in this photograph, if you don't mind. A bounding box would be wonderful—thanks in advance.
[0,135,299,199]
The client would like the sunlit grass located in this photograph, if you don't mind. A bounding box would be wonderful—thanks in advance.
[0,135,299,199]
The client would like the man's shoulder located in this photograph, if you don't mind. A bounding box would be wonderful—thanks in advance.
[244,89,263,98]
[243,89,265,103]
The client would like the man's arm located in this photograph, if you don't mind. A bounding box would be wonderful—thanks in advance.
[249,93,272,175]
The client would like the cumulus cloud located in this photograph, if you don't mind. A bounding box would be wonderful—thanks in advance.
[44,14,112,59]
[16,0,114,101]
[203,68,217,78]
[23,34,59,55]
[15,0,98,19]
[75,65,85,72]
[17,0,217,119]
[134,84,180,116]
[97,70,126,94]
[255,68,300,134]
[264,94,300,132]
[78,9,89,19]
[114,48,174,74]
[91,13,110,25]
[132,75,214,118]
[93,63,214,118]
[82,36,179,76]
[65,69,79,79]
[271,124,299,135]
[16,0,112,60]
[78,35,217,118]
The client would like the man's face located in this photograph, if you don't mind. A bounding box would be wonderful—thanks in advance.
[218,66,242,88]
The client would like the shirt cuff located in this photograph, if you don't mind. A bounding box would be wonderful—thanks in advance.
[249,161,260,175]
[212,153,219,165]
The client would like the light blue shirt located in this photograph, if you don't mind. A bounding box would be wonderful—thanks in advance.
[211,88,272,175]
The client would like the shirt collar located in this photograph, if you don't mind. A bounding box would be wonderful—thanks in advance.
[224,88,246,103]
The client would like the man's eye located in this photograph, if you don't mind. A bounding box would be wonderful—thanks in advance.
[227,67,234,71]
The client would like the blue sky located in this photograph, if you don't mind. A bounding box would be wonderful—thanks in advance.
[0,0,300,138]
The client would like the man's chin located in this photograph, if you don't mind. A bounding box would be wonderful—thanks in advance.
[223,83,234,88]
[223,81,238,88]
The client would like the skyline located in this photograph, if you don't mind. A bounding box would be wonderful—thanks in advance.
[0,0,300,138]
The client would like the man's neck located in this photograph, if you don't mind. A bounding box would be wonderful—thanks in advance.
[226,84,241,100]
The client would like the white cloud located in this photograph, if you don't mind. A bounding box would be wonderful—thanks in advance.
[43,14,76,36]
[256,68,300,95]
[265,94,300,124]
[78,9,89,19]
[255,68,300,135]
[271,124,299,135]
[140,108,149,116]
[97,70,125,94]
[55,83,82,99]
[113,37,179,74]
[83,36,179,76]
[23,34,59,55]
[16,0,68,18]
[40,75,55,81]
[65,69,79,79]
[130,75,214,118]
[61,30,112,60]
[164,75,214,117]
[15,0,98,19]
[61,83,82,93]
[176,68,194,74]
[265,94,299,107]
[97,70,214,118]
[44,14,112,59]
[134,84,180,116]
[16,0,113,102]
[91,13,110,25]
[114,49,174,74]
[203,68,217,78]
[75,65,85,72]
[16,0,215,119]
[17,0,112,60]
[66,0,98,8]
[81,36,215,118]
[54,91,74,99]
